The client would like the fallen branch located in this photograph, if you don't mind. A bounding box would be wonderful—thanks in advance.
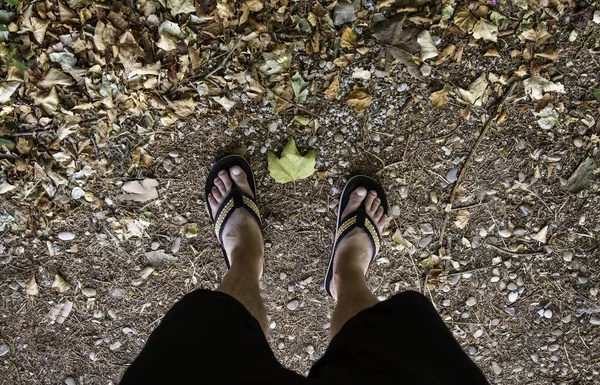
[485,243,545,257]
[438,81,518,245]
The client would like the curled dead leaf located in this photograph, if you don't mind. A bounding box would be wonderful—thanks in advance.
[345,87,372,112]
[52,274,71,293]
[341,26,357,49]
[26,276,39,296]
[429,88,448,108]
[324,74,340,99]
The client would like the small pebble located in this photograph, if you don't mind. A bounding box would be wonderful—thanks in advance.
[446,168,458,183]
[171,237,181,253]
[466,297,477,307]
[548,344,560,352]
[499,229,512,238]
[279,272,287,280]
[490,276,500,283]
[306,345,315,355]
[123,327,136,336]
[504,307,516,316]
[111,288,126,298]
[286,299,300,311]
[589,315,600,325]
[573,137,583,147]
[82,288,97,298]
[578,276,588,284]
[508,292,518,303]
[473,329,484,338]
[277,342,285,349]
[513,227,527,236]
[71,187,85,199]
[109,341,122,351]
[64,377,76,385]
[563,251,573,262]
[420,223,434,235]
[418,236,432,248]
[323,322,331,330]
[507,282,518,291]
[58,231,76,241]
[544,309,553,319]
[391,205,401,216]
[492,361,502,375]
[333,133,344,143]
[0,344,8,357]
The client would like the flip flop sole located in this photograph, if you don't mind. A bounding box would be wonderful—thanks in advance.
[325,175,388,297]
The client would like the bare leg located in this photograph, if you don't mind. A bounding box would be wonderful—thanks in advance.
[208,166,267,335]
[329,187,387,339]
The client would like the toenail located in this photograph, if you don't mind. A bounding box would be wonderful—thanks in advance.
[219,170,226,175]
[369,190,377,196]
[356,187,367,196]
[375,198,381,203]
[231,166,242,176]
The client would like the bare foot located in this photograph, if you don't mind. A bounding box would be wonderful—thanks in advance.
[330,187,387,300]
[207,166,263,276]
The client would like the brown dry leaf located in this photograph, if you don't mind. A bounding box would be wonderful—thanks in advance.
[533,93,553,112]
[435,44,455,65]
[531,226,548,243]
[341,26,357,48]
[120,179,159,202]
[460,106,471,120]
[246,0,264,11]
[454,210,471,229]
[132,148,154,168]
[454,6,477,32]
[30,18,50,44]
[324,74,340,99]
[59,1,76,21]
[26,276,39,296]
[171,97,196,116]
[345,87,372,111]
[429,88,448,108]
[484,48,501,57]
[535,47,559,61]
[38,69,75,88]
[34,87,60,115]
[16,137,33,154]
[52,274,71,293]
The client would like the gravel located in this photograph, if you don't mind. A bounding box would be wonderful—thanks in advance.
[286,299,300,311]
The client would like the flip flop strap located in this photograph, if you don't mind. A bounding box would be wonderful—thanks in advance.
[334,209,382,261]
[213,190,261,245]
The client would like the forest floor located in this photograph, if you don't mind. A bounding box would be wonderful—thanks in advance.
[1,0,600,384]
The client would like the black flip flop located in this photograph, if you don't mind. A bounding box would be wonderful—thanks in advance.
[205,155,261,269]
[324,176,388,297]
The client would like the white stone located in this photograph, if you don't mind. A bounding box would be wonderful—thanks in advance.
[58,231,76,241]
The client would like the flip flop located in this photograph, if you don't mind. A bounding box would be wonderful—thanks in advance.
[324,176,388,297]
[205,155,261,269]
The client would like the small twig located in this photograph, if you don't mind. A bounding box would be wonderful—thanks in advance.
[450,201,488,211]
[485,243,545,257]
[438,81,518,245]
[445,265,493,277]
[564,344,574,374]
[197,36,243,81]
[265,89,318,117]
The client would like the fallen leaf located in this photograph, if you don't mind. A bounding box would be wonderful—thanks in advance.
[324,74,340,99]
[372,15,421,78]
[535,47,559,61]
[0,81,21,103]
[26,276,39,296]
[345,86,372,111]
[594,89,600,100]
[29,18,50,44]
[259,52,292,75]
[341,26,357,48]
[454,6,477,32]
[523,74,565,100]
[34,87,60,115]
[49,52,77,71]
[120,179,159,202]
[52,274,71,293]
[333,0,358,26]
[531,226,548,243]
[392,229,416,255]
[454,210,471,229]
[145,250,178,267]
[0,181,16,194]
[473,19,498,42]
[533,105,559,130]
[47,300,72,324]
[564,157,598,194]
[417,30,439,60]
[267,137,316,184]
[212,96,235,111]
[171,97,196,116]
[166,0,196,16]
[533,93,552,112]
[429,88,448,108]
[457,73,488,106]
[38,69,74,88]
[291,72,309,103]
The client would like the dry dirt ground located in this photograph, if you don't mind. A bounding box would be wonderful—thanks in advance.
[1,0,600,384]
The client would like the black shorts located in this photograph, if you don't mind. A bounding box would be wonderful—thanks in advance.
[120,290,489,385]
